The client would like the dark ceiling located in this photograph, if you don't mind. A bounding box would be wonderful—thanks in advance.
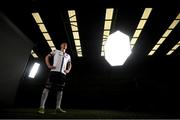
[1,0,180,66]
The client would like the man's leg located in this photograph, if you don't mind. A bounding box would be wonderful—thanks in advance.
[56,90,63,108]
[38,88,49,114]
[55,73,66,113]
[40,88,49,108]
[55,79,66,113]
[56,90,66,113]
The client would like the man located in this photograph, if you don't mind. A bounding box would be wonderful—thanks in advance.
[38,42,72,114]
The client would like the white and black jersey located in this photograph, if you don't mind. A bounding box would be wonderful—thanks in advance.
[50,50,71,75]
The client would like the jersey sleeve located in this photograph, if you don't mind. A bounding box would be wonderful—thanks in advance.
[68,55,71,62]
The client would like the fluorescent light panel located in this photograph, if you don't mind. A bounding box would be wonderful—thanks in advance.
[77,52,82,57]
[104,21,112,30]
[72,32,80,39]
[76,46,82,53]
[51,46,56,51]
[101,8,114,56]
[47,41,54,47]
[141,8,152,19]
[166,41,180,55]
[105,8,114,20]
[43,33,51,40]
[74,40,81,46]
[148,12,180,56]
[176,13,180,19]
[68,10,82,57]
[166,50,174,55]
[101,47,104,51]
[131,45,134,49]
[32,12,56,51]
[31,50,38,58]
[157,38,166,44]
[162,30,172,37]
[172,45,179,50]
[133,30,142,37]
[38,24,47,32]
[148,51,155,56]
[169,20,179,29]
[28,62,40,78]
[152,45,160,50]
[32,13,43,23]
[131,8,152,49]
[68,10,76,21]
[103,31,110,37]
[137,20,146,29]
[102,39,106,45]
[131,38,138,44]
[71,22,78,31]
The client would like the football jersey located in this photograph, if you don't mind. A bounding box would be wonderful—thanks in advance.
[50,50,71,74]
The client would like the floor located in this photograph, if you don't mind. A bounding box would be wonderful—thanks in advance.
[0,108,179,119]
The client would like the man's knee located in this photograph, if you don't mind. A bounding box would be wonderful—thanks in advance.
[42,88,49,94]
[56,87,64,92]
[45,82,52,89]
[56,83,65,91]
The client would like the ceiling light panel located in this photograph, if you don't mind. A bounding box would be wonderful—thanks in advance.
[152,45,160,50]
[172,45,179,50]
[68,10,82,57]
[131,8,152,49]
[148,12,180,56]
[32,12,56,51]
[38,24,47,32]
[169,20,179,29]
[148,51,155,56]
[166,50,174,55]
[47,41,54,47]
[103,31,110,37]
[74,40,81,46]
[157,38,166,44]
[104,21,112,30]
[176,13,180,19]
[105,8,114,20]
[43,33,51,40]
[31,50,38,58]
[133,30,142,37]
[137,20,146,29]
[141,8,152,19]
[131,38,138,45]
[70,22,78,31]
[32,13,43,23]
[68,10,76,21]
[166,41,180,55]
[162,30,172,37]
[101,8,114,56]
[72,31,80,39]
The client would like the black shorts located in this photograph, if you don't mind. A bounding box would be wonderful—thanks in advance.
[45,71,66,91]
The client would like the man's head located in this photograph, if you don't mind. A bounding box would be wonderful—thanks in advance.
[60,42,68,51]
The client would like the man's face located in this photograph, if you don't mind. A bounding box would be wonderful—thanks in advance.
[61,43,67,50]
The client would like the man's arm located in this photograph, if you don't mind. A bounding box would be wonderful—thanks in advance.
[64,61,72,74]
[45,54,56,69]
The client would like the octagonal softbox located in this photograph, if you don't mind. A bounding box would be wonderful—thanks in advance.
[104,30,131,66]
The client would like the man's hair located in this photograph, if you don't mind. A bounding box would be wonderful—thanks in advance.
[61,42,67,45]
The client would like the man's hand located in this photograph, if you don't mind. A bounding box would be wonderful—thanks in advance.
[64,70,70,74]
[48,65,56,69]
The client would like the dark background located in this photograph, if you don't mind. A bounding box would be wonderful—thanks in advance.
[0,0,179,115]
[15,55,180,113]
